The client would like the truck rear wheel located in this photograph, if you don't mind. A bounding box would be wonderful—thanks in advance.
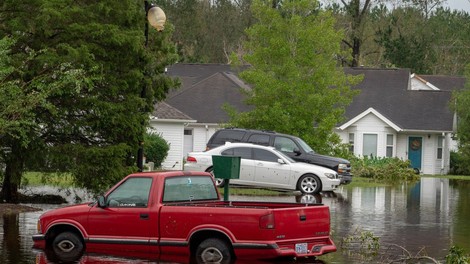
[51,231,84,262]
[297,174,322,194]
[196,238,232,263]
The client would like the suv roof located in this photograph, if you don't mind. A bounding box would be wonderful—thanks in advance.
[207,128,297,149]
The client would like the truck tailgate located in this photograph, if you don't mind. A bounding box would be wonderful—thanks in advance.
[273,205,331,239]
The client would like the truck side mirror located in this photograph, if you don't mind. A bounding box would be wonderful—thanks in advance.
[97,195,107,208]
[294,148,301,156]
[277,158,286,164]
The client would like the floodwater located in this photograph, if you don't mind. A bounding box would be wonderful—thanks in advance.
[1,177,469,263]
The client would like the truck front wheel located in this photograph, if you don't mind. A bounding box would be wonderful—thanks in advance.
[51,231,84,262]
[196,238,232,263]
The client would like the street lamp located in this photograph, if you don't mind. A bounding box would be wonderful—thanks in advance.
[137,1,166,172]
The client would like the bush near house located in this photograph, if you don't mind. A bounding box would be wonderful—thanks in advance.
[351,156,418,183]
[144,132,169,168]
[449,151,470,175]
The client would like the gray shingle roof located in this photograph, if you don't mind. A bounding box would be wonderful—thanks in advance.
[164,63,252,123]
[152,102,193,120]
[163,64,466,131]
[342,68,464,131]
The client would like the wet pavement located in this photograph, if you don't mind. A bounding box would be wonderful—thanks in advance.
[2,177,470,263]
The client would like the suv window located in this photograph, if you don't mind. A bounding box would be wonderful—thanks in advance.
[247,134,270,146]
[274,136,298,153]
[221,147,252,159]
[211,130,245,145]
[253,149,279,162]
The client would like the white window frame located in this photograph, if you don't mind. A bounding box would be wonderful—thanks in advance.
[349,133,355,153]
[386,134,394,157]
[437,136,444,159]
[363,133,378,158]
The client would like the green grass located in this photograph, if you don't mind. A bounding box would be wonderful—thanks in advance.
[23,172,74,187]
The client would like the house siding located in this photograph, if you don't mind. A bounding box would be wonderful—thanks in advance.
[337,113,452,175]
[337,113,396,157]
[149,121,184,170]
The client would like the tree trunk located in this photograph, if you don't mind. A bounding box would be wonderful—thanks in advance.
[1,145,24,203]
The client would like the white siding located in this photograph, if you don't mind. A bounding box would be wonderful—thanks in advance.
[149,121,184,170]
[339,113,396,157]
[338,112,452,175]
[186,124,219,152]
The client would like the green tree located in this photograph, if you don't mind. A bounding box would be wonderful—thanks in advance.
[228,0,361,154]
[375,6,437,73]
[162,0,253,63]
[0,0,178,200]
[452,64,470,174]
[144,132,169,168]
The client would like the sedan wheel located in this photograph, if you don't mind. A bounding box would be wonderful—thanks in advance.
[207,167,225,188]
[297,174,322,194]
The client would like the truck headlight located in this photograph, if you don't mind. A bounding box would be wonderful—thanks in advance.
[338,163,348,174]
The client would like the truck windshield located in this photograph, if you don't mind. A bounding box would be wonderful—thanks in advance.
[163,176,218,202]
[297,137,315,154]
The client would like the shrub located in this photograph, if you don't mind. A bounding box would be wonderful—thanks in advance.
[449,151,470,175]
[351,156,418,184]
[144,132,170,168]
[446,245,470,264]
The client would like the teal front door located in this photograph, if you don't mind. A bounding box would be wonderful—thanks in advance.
[408,137,422,171]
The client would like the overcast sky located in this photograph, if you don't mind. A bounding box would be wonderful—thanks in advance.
[321,0,470,13]
[443,0,470,12]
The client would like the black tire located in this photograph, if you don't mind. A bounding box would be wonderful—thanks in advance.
[207,167,225,188]
[297,174,322,194]
[51,231,84,262]
[196,238,232,264]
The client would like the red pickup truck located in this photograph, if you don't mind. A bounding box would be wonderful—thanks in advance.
[32,171,336,263]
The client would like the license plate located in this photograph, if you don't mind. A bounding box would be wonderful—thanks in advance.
[295,243,308,254]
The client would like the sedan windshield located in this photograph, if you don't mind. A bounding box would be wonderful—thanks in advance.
[273,149,296,163]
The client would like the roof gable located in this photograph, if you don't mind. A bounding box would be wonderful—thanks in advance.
[339,107,401,131]
[341,68,461,132]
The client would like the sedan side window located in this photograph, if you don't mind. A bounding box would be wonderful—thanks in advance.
[221,147,252,160]
[253,149,279,162]
[274,136,297,153]
[106,177,152,207]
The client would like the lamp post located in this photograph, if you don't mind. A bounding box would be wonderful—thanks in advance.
[137,1,166,172]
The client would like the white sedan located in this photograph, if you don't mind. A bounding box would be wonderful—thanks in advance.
[184,142,340,194]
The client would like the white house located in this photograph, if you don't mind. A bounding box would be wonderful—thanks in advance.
[153,64,465,174]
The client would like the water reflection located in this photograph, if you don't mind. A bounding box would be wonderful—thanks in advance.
[0,177,469,263]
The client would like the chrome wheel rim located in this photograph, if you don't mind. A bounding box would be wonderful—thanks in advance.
[301,177,317,193]
[200,247,223,263]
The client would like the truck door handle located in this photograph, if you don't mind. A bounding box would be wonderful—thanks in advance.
[140,213,149,220]
[300,215,306,221]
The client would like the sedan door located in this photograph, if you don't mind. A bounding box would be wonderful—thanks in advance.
[221,147,255,184]
[253,149,292,188]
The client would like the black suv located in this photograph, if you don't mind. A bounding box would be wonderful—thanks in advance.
[206,128,352,184]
